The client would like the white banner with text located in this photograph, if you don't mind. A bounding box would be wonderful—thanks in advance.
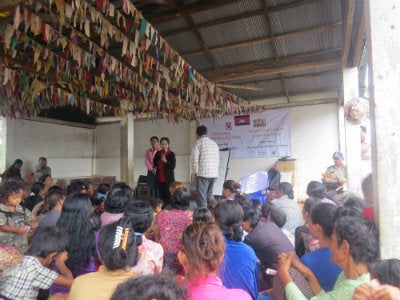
[201,109,291,158]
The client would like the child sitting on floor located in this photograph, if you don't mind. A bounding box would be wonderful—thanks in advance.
[0,226,73,300]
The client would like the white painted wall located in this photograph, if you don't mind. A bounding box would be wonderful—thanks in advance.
[4,104,340,200]
[4,119,95,180]
[95,123,121,180]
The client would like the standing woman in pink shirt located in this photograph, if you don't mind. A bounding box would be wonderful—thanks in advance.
[178,222,252,300]
[145,136,160,197]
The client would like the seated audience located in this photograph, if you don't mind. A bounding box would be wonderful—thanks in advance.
[278,216,379,300]
[353,258,400,300]
[242,204,294,290]
[294,197,320,258]
[68,219,140,299]
[214,200,259,300]
[222,180,241,200]
[93,183,111,216]
[0,180,37,253]
[261,202,294,246]
[193,207,214,223]
[178,222,252,300]
[301,203,342,291]
[37,187,65,228]
[154,187,193,274]
[361,173,374,222]
[2,159,23,182]
[0,226,73,300]
[51,193,98,294]
[123,201,163,275]
[23,182,45,211]
[111,274,187,300]
[40,174,53,194]
[101,184,131,227]
[67,180,87,195]
[306,181,336,205]
[144,197,163,241]
[272,182,302,235]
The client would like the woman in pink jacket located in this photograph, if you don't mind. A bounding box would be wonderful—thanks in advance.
[178,222,252,300]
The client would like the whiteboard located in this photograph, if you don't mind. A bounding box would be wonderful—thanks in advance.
[213,149,231,196]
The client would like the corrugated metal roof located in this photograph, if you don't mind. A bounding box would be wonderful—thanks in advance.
[164,32,202,54]
[213,42,275,67]
[228,74,281,85]
[186,55,213,71]
[199,15,270,48]
[225,80,284,99]
[191,0,261,24]
[152,18,189,33]
[285,71,341,94]
[274,28,342,56]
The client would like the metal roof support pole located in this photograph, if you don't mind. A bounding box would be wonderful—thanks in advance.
[120,114,135,189]
[365,0,400,259]
[342,67,362,195]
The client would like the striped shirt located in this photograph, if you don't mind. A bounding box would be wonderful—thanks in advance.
[191,136,220,178]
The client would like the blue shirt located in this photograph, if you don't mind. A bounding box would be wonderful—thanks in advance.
[300,247,342,291]
[219,238,259,300]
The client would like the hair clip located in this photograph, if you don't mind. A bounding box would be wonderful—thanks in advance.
[134,232,143,237]
[113,226,123,249]
[121,227,130,251]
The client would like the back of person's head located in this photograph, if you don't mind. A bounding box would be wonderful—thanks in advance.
[234,193,252,207]
[123,201,153,233]
[223,180,241,194]
[150,136,159,142]
[193,207,213,223]
[26,226,68,258]
[361,173,373,205]
[57,193,95,274]
[98,183,111,195]
[307,181,327,200]
[105,186,132,213]
[303,197,321,214]
[261,201,274,219]
[169,181,185,195]
[13,159,23,166]
[268,205,287,228]
[38,186,64,216]
[278,182,294,199]
[372,259,400,288]
[99,219,139,271]
[214,200,243,241]
[170,187,190,210]
[181,222,225,280]
[196,125,207,136]
[334,216,379,264]
[67,180,86,195]
[335,194,364,219]
[31,182,44,195]
[310,203,337,237]
[0,180,25,203]
[111,274,187,300]
[242,204,260,229]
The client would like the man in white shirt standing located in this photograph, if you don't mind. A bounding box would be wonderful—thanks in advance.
[191,125,220,208]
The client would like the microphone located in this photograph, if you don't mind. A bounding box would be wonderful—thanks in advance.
[162,149,165,154]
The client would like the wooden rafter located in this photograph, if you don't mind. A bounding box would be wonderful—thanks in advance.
[182,22,342,57]
[202,49,342,83]
[185,15,219,71]
[252,88,339,101]
[341,0,356,67]
[257,98,337,109]
[216,83,263,91]
[350,1,366,67]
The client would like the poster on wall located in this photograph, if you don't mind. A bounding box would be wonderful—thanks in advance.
[201,109,291,159]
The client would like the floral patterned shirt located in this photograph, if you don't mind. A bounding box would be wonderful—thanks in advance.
[131,236,164,275]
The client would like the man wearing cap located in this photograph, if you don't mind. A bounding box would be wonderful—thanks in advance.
[324,151,347,187]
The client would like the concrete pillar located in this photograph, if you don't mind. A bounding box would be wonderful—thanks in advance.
[365,0,400,259]
[120,114,135,188]
[342,68,362,194]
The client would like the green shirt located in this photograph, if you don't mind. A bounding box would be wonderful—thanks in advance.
[285,272,370,300]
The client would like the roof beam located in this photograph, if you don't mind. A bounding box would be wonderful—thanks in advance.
[341,0,356,67]
[252,88,339,101]
[256,98,338,109]
[350,1,366,67]
[160,0,322,37]
[182,22,342,57]
[216,83,263,91]
[202,49,342,82]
